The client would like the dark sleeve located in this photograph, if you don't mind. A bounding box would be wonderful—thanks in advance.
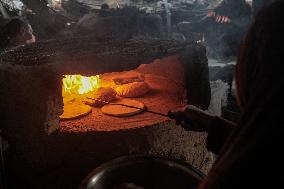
[206,116,236,154]
[252,0,267,16]
[214,1,251,19]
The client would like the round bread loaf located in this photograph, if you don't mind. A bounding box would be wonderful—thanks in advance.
[83,87,117,107]
[115,82,150,98]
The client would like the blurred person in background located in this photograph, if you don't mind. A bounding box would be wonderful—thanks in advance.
[204,0,251,57]
[186,0,251,58]
[0,18,35,52]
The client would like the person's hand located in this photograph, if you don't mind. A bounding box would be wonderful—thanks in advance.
[215,15,231,23]
[207,11,231,23]
[168,105,216,132]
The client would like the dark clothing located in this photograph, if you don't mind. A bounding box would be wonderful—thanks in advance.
[252,0,272,16]
[190,0,251,57]
[206,117,236,154]
[252,0,267,16]
[215,0,251,22]
[201,95,284,189]
[211,0,251,55]
[252,0,278,16]
[198,1,284,188]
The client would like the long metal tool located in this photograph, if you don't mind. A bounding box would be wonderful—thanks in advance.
[86,97,169,118]
[86,98,196,126]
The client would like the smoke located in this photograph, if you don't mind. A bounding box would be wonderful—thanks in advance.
[0,0,23,13]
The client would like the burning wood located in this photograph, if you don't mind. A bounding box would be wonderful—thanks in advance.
[61,74,103,119]
[62,74,101,95]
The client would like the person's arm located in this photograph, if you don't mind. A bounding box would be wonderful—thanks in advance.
[206,116,236,154]
[169,105,236,154]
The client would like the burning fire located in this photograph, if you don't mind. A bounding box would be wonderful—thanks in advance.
[62,75,101,95]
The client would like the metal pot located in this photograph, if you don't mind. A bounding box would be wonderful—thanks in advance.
[79,155,204,189]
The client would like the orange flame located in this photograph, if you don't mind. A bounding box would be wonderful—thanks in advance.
[62,75,101,95]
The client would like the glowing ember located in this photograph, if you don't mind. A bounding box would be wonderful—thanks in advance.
[62,75,101,95]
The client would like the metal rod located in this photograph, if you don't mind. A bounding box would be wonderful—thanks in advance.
[85,98,196,126]
[111,103,169,117]
[86,97,169,118]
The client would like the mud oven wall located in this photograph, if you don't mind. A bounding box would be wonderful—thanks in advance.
[0,38,213,189]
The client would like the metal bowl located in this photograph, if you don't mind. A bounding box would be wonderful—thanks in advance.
[79,156,204,189]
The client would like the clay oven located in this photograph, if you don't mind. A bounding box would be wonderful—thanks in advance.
[0,37,212,188]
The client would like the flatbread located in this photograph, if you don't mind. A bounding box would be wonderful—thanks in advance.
[112,71,145,85]
[60,102,92,120]
[115,82,150,98]
[83,87,117,107]
[101,99,145,117]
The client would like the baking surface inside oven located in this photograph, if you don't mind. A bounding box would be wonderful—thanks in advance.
[60,56,186,132]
